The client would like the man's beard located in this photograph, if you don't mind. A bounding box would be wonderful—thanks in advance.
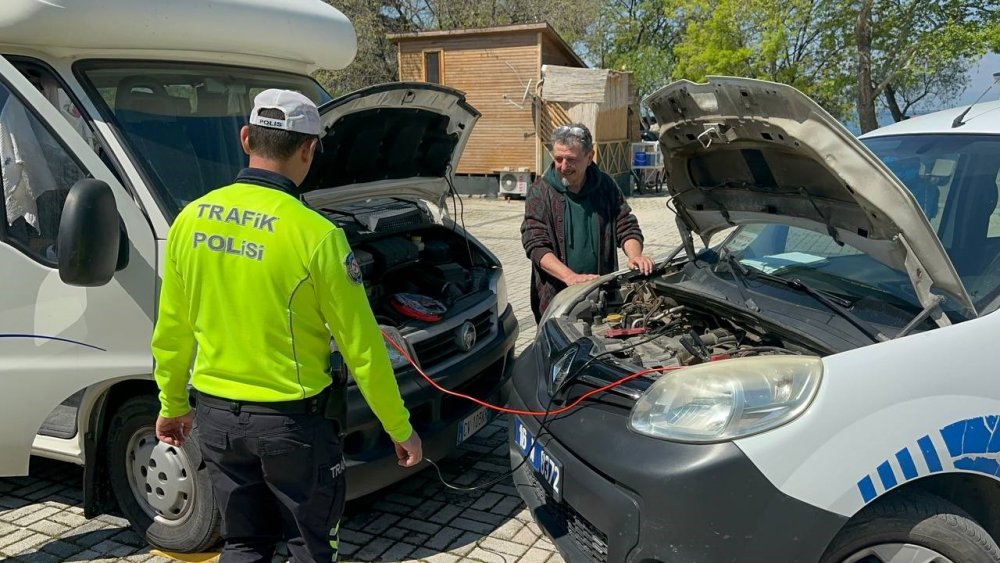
[560,174,572,187]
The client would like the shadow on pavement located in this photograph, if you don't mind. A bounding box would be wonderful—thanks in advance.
[340,416,528,562]
[5,525,149,562]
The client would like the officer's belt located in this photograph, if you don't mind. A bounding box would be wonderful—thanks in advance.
[196,389,328,415]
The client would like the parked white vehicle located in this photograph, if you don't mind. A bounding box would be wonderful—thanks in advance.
[509,77,1000,562]
[0,0,515,552]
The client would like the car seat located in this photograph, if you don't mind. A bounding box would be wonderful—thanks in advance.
[114,77,205,207]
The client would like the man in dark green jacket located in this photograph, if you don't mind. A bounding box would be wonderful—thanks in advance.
[521,123,654,322]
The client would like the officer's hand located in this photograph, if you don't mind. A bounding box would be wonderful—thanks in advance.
[394,432,423,468]
[156,412,195,447]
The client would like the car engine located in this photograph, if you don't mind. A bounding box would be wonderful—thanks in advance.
[568,279,807,370]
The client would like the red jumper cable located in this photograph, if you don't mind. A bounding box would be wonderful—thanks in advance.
[382,331,682,416]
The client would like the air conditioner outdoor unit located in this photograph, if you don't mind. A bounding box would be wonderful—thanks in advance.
[498,170,531,197]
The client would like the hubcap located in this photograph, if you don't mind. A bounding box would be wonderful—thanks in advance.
[126,428,196,525]
[844,543,954,563]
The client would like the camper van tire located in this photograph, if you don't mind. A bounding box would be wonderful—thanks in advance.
[820,490,1000,563]
[106,395,220,552]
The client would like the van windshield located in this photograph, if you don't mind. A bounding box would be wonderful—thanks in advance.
[715,133,1000,323]
[863,134,1000,310]
[76,62,332,218]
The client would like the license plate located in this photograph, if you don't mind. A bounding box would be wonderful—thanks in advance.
[513,417,563,501]
[457,406,491,444]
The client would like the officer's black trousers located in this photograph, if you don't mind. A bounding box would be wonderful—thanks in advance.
[196,403,346,562]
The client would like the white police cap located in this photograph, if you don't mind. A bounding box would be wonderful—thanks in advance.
[249,89,322,136]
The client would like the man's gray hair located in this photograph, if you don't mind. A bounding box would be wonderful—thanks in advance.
[552,123,593,152]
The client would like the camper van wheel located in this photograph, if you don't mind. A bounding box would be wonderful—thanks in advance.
[820,490,1000,563]
[107,395,220,552]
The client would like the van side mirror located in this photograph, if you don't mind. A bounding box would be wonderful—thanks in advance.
[57,179,122,286]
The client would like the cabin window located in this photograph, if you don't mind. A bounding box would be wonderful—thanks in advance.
[0,82,89,266]
[424,51,442,84]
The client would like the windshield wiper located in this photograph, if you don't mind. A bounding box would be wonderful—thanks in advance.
[786,277,888,342]
[735,262,888,343]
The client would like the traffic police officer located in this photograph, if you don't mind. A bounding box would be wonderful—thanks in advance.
[151,89,423,562]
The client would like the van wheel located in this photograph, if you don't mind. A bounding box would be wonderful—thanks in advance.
[107,395,220,552]
[820,490,1000,563]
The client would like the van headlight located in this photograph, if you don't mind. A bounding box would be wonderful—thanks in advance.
[629,356,822,442]
[381,325,418,371]
[490,270,508,312]
[548,346,578,393]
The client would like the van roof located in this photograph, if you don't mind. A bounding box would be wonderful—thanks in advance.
[0,0,356,72]
[862,99,1000,138]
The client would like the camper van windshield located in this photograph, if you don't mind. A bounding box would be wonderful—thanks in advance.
[76,61,332,217]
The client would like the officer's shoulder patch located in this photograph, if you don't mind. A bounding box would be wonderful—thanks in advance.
[345,252,363,285]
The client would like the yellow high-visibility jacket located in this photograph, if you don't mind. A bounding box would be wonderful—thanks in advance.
[151,168,412,442]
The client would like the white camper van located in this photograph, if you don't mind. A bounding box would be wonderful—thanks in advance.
[0,0,516,552]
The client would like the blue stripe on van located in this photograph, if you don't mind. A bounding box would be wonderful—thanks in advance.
[917,435,942,473]
[857,475,877,503]
[876,461,897,490]
[895,448,918,481]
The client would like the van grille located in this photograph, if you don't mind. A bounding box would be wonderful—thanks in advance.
[411,309,493,368]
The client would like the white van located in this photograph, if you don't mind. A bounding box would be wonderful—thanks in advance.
[0,0,516,552]
[509,77,1000,562]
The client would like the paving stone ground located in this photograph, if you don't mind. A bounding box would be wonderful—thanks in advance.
[0,191,681,563]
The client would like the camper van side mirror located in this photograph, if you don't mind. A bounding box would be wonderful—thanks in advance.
[57,179,122,287]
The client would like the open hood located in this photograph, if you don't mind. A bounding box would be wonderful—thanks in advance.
[301,83,479,207]
[645,76,975,315]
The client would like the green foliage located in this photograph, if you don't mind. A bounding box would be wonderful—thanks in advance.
[866,0,996,97]
[316,1,413,96]
[668,0,855,119]
[315,0,997,126]
[579,0,686,100]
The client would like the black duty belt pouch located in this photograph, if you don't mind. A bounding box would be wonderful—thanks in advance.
[325,351,349,437]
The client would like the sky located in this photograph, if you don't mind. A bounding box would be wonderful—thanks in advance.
[957,52,1000,105]
[857,52,1000,131]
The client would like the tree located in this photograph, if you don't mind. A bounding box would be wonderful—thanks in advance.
[882,56,972,121]
[854,0,1000,132]
[406,0,598,32]
[667,0,855,120]
[316,1,419,96]
[580,0,687,101]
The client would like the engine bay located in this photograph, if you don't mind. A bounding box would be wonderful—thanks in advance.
[316,197,499,330]
[564,279,814,370]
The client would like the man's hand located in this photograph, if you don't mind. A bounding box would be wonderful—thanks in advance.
[156,412,194,447]
[627,255,655,275]
[394,431,423,468]
[539,253,599,287]
[564,273,600,285]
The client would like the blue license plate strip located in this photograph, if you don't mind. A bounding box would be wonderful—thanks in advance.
[513,417,563,501]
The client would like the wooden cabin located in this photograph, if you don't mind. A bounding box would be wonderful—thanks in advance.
[389,23,590,195]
